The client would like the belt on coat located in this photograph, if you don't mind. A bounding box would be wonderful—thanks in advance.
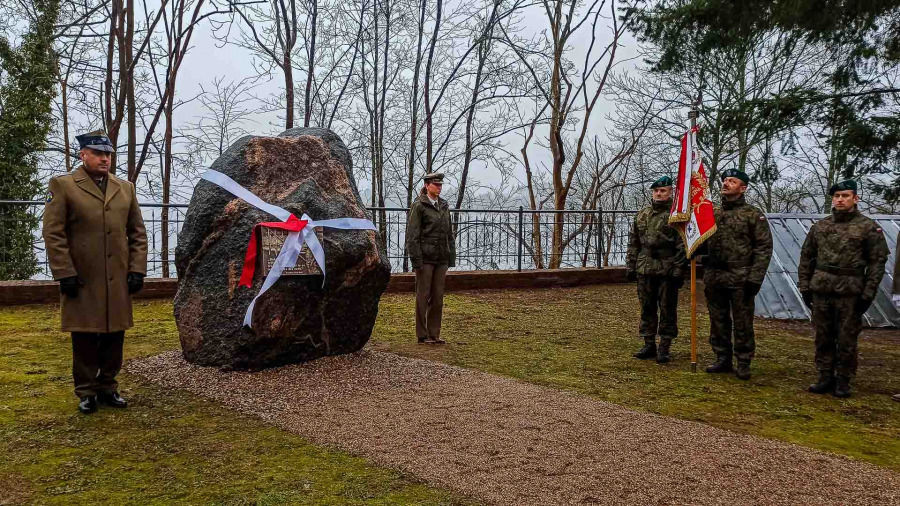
[640,246,676,259]
[704,257,752,269]
[816,264,866,276]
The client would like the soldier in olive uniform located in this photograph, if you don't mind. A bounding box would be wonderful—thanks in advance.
[625,176,687,363]
[702,169,773,380]
[406,172,456,344]
[799,180,888,398]
[42,131,148,414]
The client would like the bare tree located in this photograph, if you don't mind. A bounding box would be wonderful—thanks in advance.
[503,0,631,268]
[183,75,257,162]
[223,0,300,129]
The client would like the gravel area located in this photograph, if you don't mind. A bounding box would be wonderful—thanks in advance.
[128,350,899,505]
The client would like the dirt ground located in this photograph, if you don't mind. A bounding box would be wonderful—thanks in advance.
[129,350,899,506]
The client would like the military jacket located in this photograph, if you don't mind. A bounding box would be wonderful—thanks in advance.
[798,208,888,299]
[43,167,148,332]
[626,199,687,277]
[406,192,456,269]
[702,195,772,288]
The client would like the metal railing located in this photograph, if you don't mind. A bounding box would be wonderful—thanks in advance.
[0,200,637,279]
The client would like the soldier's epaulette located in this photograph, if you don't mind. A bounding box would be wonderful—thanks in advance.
[51,172,75,182]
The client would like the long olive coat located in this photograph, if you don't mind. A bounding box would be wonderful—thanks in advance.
[406,192,456,269]
[43,167,147,332]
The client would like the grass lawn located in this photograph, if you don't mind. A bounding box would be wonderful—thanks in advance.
[2,284,898,504]
[0,303,472,505]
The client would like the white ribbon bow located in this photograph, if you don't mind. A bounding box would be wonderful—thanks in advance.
[200,170,376,328]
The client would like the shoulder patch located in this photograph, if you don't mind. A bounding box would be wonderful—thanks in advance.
[759,215,766,221]
[46,191,53,203]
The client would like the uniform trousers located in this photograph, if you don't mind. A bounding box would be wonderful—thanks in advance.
[71,331,124,398]
[812,295,862,377]
[704,284,756,362]
[637,275,680,342]
[415,263,449,340]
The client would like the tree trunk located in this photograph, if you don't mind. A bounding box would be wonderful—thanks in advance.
[403,0,427,272]
[162,88,174,278]
[285,52,295,129]
[423,0,442,173]
[125,0,136,180]
[303,0,317,127]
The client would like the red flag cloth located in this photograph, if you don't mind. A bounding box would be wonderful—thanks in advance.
[239,214,308,287]
[669,126,716,258]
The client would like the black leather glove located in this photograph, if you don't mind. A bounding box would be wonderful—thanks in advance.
[855,296,873,315]
[127,272,144,294]
[801,290,814,308]
[59,276,81,298]
[744,281,762,299]
[670,276,684,290]
[626,269,637,282]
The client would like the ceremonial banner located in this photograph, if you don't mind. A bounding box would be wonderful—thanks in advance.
[669,126,716,258]
[200,170,376,328]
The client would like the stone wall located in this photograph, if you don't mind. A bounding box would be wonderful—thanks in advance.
[0,268,627,306]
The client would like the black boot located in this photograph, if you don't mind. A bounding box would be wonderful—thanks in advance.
[98,391,128,408]
[808,371,835,394]
[833,376,852,398]
[656,338,672,364]
[705,355,733,373]
[78,395,97,414]
[735,361,751,380]
[633,340,657,359]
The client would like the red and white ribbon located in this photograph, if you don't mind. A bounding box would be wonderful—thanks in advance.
[200,170,376,327]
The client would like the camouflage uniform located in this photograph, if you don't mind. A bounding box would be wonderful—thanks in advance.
[798,208,888,381]
[626,199,687,361]
[702,195,772,368]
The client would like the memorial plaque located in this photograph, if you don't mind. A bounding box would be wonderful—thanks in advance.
[259,227,324,276]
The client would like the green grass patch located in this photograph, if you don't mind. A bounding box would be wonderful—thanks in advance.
[0,302,471,505]
[369,285,900,471]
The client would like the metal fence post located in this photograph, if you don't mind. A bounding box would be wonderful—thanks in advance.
[517,205,524,272]
[597,208,603,268]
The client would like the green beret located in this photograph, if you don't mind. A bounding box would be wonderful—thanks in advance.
[76,129,115,153]
[720,168,749,185]
[829,179,858,195]
[650,175,673,189]
[422,172,444,183]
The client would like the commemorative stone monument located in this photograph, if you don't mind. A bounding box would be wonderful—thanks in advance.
[174,127,390,369]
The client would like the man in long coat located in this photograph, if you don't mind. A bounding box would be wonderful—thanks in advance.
[43,130,147,414]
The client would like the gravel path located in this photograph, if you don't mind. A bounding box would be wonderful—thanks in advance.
[128,350,899,505]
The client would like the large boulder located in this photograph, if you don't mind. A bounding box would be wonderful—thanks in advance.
[174,128,390,369]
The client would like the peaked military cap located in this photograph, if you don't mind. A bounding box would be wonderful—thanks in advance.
[720,168,749,185]
[76,130,115,153]
[829,179,858,195]
[422,172,444,183]
[650,175,673,189]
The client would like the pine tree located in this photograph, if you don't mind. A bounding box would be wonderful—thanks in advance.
[0,0,61,279]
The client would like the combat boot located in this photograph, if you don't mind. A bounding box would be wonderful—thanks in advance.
[705,355,732,373]
[735,361,751,381]
[808,371,835,394]
[633,340,657,360]
[833,376,852,398]
[656,338,672,364]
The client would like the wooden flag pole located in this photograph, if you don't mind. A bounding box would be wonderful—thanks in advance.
[688,96,700,373]
[690,257,698,373]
